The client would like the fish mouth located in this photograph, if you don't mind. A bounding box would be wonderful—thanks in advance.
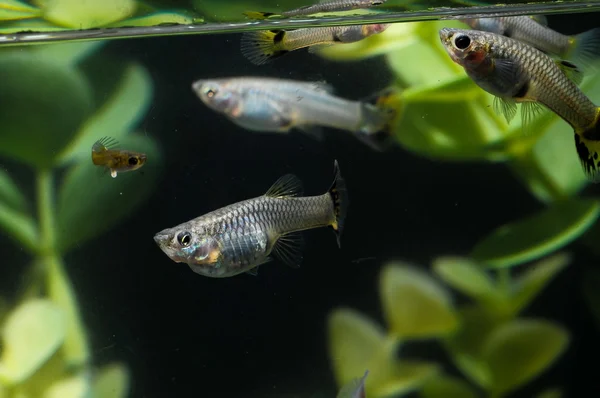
[153,232,170,247]
[438,28,454,45]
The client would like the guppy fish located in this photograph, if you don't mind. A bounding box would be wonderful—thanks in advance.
[439,28,600,181]
[462,16,600,69]
[337,370,369,398]
[91,137,147,178]
[240,24,389,65]
[244,0,386,20]
[153,160,349,278]
[191,76,395,149]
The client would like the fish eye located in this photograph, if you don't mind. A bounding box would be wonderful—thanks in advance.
[128,157,139,166]
[205,88,217,98]
[177,232,192,247]
[454,34,471,50]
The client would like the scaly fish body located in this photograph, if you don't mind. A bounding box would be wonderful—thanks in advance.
[153,161,348,278]
[192,77,394,137]
[439,27,600,180]
[91,136,147,178]
[462,16,600,69]
[240,24,389,65]
[244,0,386,19]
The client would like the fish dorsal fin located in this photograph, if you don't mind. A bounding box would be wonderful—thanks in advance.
[529,14,548,26]
[555,59,584,86]
[92,136,119,153]
[271,232,304,268]
[519,101,547,135]
[308,80,335,94]
[493,96,518,124]
[265,174,304,197]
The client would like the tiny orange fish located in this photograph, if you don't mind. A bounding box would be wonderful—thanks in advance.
[91,137,147,178]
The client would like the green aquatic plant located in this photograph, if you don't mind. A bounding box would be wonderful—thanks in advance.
[0,0,200,34]
[328,253,570,398]
[0,41,162,396]
[317,20,600,269]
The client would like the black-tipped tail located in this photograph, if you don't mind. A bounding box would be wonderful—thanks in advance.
[575,109,600,182]
[328,160,349,247]
[240,30,288,65]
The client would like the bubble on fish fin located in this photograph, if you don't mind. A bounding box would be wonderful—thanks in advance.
[240,30,289,65]
[570,27,600,72]
[555,59,584,86]
[329,160,349,248]
[574,131,600,183]
[271,232,304,269]
[519,101,546,136]
[91,136,119,153]
[493,96,517,124]
[265,174,304,197]
[528,14,548,26]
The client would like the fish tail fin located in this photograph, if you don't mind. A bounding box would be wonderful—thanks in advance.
[242,11,278,20]
[240,30,288,65]
[570,27,600,70]
[328,160,349,248]
[355,87,402,151]
[575,109,600,182]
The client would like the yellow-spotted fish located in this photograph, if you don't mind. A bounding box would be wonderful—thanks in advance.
[244,0,386,20]
[91,137,147,178]
[153,161,349,278]
[337,370,369,398]
[439,27,600,181]
[240,24,389,65]
[191,76,397,150]
[462,16,600,69]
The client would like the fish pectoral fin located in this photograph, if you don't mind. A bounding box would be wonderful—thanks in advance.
[92,136,119,153]
[492,58,521,90]
[519,101,547,135]
[271,232,304,269]
[555,59,584,86]
[246,267,259,276]
[493,96,518,124]
[265,174,304,198]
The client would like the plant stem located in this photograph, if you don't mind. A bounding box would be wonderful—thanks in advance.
[0,202,38,254]
[498,268,511,296]
[36,169,90,368]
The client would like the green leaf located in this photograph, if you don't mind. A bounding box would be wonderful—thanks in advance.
[0,167,27,214]
[107,11,197,27]
[328,307,387,389]
[536,388,563,398]
[92,363,130,398]
[0,201,38,252]
[56,134,163,252]
[380,263,458,339]
[509,252,570,315]
[442,305,499,388]
[32,41,105,68]
[42,374,89,398]
[371,360,439,398]
[420,375,478,398]
[0,18,65,33]
[42,0,137,29]
[471,198,600,268]
[432,256,500,305]
[483,319,569,396]
[0,0,40,20]
[0,52,93,168]
[58,63,153,165]
[0,299,66,384]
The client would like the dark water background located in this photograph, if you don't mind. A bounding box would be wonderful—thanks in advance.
[2,10,600,398]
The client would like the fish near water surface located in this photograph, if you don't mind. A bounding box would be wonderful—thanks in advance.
[240,24,389,65]
[462,16,600,69]
[91,136,147,178]
[244,0,387,20]
[439,27,600,181]
[191,76,396,150]
[153,161,349,278]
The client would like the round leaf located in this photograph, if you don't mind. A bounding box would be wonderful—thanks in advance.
[421,375,478,398]
[471,198,600,268]
[432,257,499,304]
[380,263,458,338]
[0,299,66,384]
[56,134,162,252]
[510,253,570,316]
[483,319,568,396]
[371,360,438,398]
[43,374,89,398]
[0,52,92,168]
[42,0,137,29]
[93,363,130,398]
[328,308,387,388]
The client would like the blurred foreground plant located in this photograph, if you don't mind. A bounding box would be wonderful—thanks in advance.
[328,253,570,398]
[0,41,162,396]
